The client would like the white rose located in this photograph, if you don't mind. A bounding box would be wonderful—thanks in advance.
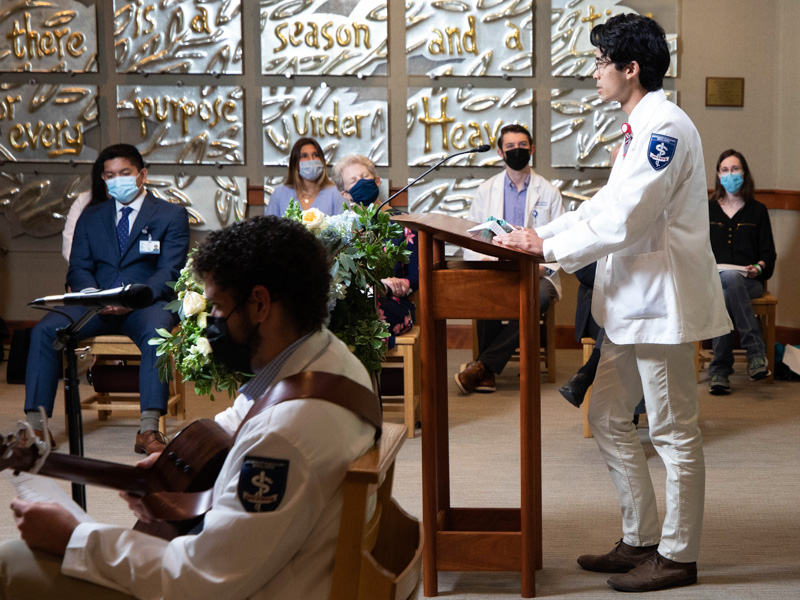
[301,208,328,233]
[183,291,206,317]
[196,312,208,330]
[193,337,213,356]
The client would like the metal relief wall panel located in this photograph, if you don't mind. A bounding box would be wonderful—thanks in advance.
[551,177,607,211]
[262,85,388,166]
[550,88,674,168]
[406,0,532,77]
[146,175,247,231]
[113,0,242,74]
[0,172,89,238]
[260,1,387,76]
[0,82,99,163]
[116,85,245,164]
[407,87,533,166]
[551,0,677,78]
[0,0,98,72]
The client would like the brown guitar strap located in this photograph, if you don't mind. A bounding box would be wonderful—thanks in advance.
[141,372,382,523]
[233,371,383,444]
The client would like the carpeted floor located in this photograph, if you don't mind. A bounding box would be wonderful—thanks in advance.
[1,349,798,599]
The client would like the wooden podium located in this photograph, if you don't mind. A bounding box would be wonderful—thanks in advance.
[393,213,543,598]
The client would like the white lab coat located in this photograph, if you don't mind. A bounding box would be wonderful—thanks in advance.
[536,90,731,345]
[464,170,565,300]
[62,328,376,600]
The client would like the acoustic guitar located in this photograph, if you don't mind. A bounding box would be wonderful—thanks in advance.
[1,419,231,540]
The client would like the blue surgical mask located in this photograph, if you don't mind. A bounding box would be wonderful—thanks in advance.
[348,178,380,206]
[298,159,324,181]
[106,176,140,204]
[720,173,744,195]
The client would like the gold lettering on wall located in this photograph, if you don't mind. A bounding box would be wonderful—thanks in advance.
[6,12,87,61]
[8,120,84,156]
[505,21,523,50]
[292,100,368,139]
[132,95,239,136]
[273,21,373,53]
[417,94,505,153]
[428,16,478,56]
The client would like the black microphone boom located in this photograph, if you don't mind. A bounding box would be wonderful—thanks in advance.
[30,284,154,310]
[377,144,491,212]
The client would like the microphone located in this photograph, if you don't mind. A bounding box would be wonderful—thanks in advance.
[30,284,154,310]
[376,144,491,212]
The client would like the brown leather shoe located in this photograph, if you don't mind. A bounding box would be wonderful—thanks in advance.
[19,428,57,450]
[475,370,496,393]
[607,552,697,592]
[455,361,486,395]
[134,430,169,455]
[577,539,659,573]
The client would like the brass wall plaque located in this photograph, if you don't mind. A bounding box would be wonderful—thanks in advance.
[116,85,245,164]
[260,1,387,76]
[407,87,533,167]
[0,0,98,73]
[262,85,388,166]
[0,81,99,163]
[113,0,243,74]
[551,0,677,78]
[406,0,533,77]
[705,77,744,107]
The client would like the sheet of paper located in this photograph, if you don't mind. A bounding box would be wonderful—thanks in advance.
[2,471,95,524]
[717,263,748,276]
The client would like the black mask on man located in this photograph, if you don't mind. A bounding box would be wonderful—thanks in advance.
[205,307,257,375]
[503,148,531,171]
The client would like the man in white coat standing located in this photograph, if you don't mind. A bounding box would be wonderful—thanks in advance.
[496,14,731,593]
[456,123,565,394]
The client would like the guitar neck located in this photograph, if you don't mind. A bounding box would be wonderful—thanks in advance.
[33,453,155,495]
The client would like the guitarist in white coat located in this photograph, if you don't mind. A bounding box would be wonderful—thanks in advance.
[1,216,378,600]
[496,14,731,594]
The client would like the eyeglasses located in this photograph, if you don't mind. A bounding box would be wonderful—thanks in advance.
[594,57,614,73]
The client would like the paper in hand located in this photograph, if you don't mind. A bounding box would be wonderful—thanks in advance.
[3,471,95,524]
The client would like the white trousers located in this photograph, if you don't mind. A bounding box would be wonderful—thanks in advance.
[588,338,704,563]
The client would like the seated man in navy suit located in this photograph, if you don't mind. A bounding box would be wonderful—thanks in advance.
[24,144,190,455]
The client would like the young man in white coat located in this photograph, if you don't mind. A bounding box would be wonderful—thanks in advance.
[456,124,565,394]
[1,216,378,600]
[496,14,731,593]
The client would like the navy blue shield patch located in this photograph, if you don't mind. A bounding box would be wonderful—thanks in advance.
[647,134,678,171]
[238,456,289,513]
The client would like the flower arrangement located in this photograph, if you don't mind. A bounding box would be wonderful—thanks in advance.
[149,201,409,398]
[149,254,251,400]
[284,199,409,372]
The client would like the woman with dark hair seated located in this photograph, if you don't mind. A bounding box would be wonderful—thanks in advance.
[265,137,346,216]
[707,148,776,394]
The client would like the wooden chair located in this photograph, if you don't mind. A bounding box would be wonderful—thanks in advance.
[380,326,421,438]
[77,335,185,434]
[471,299,558,383]
[695,288,778,384]
[329,422,423,600]
[580,337,595,438]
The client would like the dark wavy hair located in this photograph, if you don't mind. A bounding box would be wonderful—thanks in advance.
[497,123,532,149]
[283,137,335,190]
[91,144,145,207]
[192,216,331,334]
[710,149,756,204]
[590,13,670,92]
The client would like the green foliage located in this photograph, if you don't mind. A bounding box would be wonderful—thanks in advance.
[148,251,252,400]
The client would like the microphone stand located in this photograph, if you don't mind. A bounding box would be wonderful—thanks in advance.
[376,146,489,213]
[33,305,102,510]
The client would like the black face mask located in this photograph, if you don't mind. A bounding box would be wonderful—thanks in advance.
[205,306,257,375]
[503,147,531,171]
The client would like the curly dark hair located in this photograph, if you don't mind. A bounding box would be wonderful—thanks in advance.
[709,149,756,204]
[91,144,146,207]
[192,216,331,334]
[590,13,670,92]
